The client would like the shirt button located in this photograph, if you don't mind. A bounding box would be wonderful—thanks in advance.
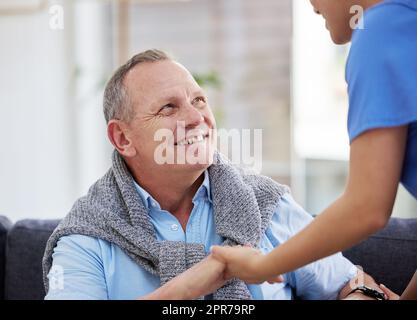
[171,224,179,231]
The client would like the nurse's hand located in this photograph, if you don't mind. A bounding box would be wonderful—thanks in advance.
[380,284,400,300]
[210,244,284,284]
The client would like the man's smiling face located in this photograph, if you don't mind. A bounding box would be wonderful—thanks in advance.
[122,59,217,172]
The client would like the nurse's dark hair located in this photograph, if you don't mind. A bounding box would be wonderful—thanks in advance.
[103,49,171,123]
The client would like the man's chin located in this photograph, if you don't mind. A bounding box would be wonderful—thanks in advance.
[174,145,215,167]
[154,149,210,167]
[187,162,212,171]
[164,161,212,173]
[180,152,214,170]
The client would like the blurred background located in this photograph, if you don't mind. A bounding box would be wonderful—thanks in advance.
[1,0,416,222]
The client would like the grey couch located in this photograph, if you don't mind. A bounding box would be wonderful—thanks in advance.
[0,215,416,300]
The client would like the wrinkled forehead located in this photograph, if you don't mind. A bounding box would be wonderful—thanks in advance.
[124,60,201,107]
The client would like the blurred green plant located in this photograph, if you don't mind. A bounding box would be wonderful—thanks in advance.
[192,70,224,126]
[192,70,221,89]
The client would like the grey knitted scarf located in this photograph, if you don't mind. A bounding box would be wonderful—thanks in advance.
[43,151,289,299]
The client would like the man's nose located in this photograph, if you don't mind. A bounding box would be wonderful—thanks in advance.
[181,103,204,128]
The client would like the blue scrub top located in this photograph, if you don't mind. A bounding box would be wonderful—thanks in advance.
[346,0,417,200]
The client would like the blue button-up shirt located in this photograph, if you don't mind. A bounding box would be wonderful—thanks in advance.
[46,171,357,300]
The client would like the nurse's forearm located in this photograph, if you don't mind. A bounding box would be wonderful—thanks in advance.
[260,194,385,278]
[257,128,405,280]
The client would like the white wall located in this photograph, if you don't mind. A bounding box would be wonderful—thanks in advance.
[293,1,350,162]
[0,1,112,222]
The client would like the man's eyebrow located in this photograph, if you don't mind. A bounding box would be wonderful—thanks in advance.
[151,90,206,109]
[149,94,180,110]
[191,90,207,98]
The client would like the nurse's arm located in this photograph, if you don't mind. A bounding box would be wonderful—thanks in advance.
[244,126,408,282]
[343,125,408,229]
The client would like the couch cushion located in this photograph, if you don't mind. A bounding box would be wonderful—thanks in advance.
[343,218,417,295]
[5,219,60,300]
[0,216,12,300]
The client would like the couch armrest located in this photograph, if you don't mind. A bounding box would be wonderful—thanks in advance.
[4,219,60,300]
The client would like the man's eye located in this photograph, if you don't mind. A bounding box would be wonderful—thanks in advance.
[193,97,206,106]
[159,104,175,113]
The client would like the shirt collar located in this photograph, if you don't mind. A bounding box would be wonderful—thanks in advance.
[192,170,212,203]
[133,170,212,211]
[133,179,155,210]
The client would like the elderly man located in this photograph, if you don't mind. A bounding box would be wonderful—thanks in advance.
[43,49,385,300]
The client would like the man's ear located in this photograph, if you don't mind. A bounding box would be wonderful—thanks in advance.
[107,119,137,157]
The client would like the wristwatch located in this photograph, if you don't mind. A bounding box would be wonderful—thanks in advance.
[348,285,387,300]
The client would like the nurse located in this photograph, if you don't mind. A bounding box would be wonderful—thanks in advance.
[211,0,417,299]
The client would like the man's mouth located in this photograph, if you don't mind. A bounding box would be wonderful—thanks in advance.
[175,133,209,146]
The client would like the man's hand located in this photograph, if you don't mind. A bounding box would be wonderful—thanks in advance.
[210,245,283,284]
[140,254,227,300]
[339,270,392,300]
[173,254,228,299]
[342,292,378,300]
[342,282,399,300]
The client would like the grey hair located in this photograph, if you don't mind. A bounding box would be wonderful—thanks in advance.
[103,49,171,123]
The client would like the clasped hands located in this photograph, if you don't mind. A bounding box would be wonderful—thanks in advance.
[143,244,400,300]
[143,245,282,300]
